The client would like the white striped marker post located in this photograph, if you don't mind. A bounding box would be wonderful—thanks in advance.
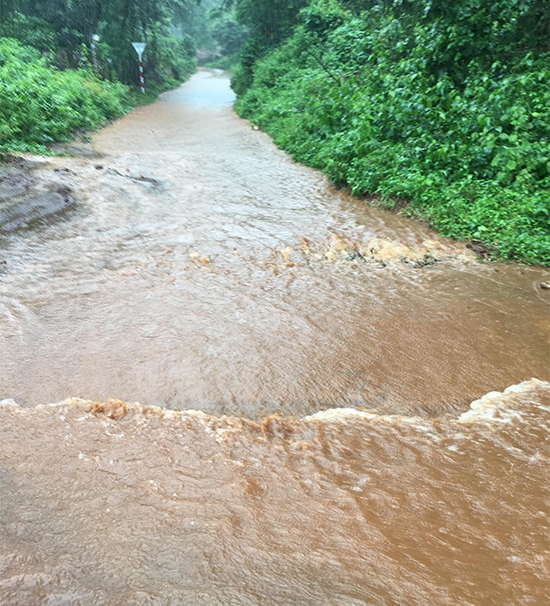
[139,60,145,93]
[131,42,147,94]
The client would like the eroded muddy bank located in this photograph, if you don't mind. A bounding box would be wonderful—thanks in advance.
[0,159,75,234]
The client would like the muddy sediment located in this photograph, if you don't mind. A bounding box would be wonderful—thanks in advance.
[1,380,549,605]
[0,160,75,234]
[0,70,549,605]
[0,70,548,416]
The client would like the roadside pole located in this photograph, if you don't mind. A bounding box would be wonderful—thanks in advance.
[132,42,147,94]
[91,34,100,72]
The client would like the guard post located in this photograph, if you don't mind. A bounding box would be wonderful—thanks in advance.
[132,42,147,94]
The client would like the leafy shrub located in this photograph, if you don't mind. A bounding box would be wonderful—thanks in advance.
[0,38,131,151]
[234,1,550,264]
[0,12,56,54]
[231,37,273,96]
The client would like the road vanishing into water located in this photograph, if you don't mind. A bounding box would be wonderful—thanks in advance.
[0,69,549,605]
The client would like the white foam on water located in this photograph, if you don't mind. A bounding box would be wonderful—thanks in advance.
[2,379,549,433]
[458,379,550,425]
[303,407,379,422]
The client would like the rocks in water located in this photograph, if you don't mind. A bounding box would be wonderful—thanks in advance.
[1,157,76,233]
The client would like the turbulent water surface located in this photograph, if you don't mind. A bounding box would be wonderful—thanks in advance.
[0,69,549,605]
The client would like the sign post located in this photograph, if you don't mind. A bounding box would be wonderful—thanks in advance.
[91,34,100,71]
[132,42,147,94]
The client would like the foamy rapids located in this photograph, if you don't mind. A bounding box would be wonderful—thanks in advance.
[2,378,548,430]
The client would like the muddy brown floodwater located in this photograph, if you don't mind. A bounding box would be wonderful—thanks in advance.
[0,69,549,605]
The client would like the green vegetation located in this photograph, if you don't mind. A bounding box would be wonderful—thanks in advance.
[0,1,198,86]
[0,38,131,153]
[0,0,199,153]
[179,0,249,70]
[231,0,550,264]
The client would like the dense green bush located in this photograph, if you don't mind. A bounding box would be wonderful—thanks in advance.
[0,38,131,152]
[0,11,57,53]
[235,0,550,264]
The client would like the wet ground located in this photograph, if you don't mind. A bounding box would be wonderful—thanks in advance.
[1,70,548,417]
[0,69,549,605]
[0,161,74,233]
[1,381,549,605]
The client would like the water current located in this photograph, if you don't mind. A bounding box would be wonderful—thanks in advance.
[0,69,549,605]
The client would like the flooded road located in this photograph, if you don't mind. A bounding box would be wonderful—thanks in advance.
[0,70,549,604]
[1,70,549,415]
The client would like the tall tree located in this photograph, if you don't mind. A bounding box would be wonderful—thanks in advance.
[1,0,200,84]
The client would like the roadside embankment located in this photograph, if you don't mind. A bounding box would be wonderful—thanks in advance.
[0,39,132,155]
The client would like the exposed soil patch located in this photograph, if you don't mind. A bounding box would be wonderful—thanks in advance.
[288,232,475,268]
[0,186,75,233]
[467,239,500,261]
[0,165,35,200]
[48,134,101,158]
[0,159,76,233]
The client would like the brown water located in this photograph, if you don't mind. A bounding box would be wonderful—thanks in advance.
[0,69,549,604]
[1,382,549,605]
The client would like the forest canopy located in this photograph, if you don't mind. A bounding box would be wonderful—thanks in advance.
[0,0,199,86]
